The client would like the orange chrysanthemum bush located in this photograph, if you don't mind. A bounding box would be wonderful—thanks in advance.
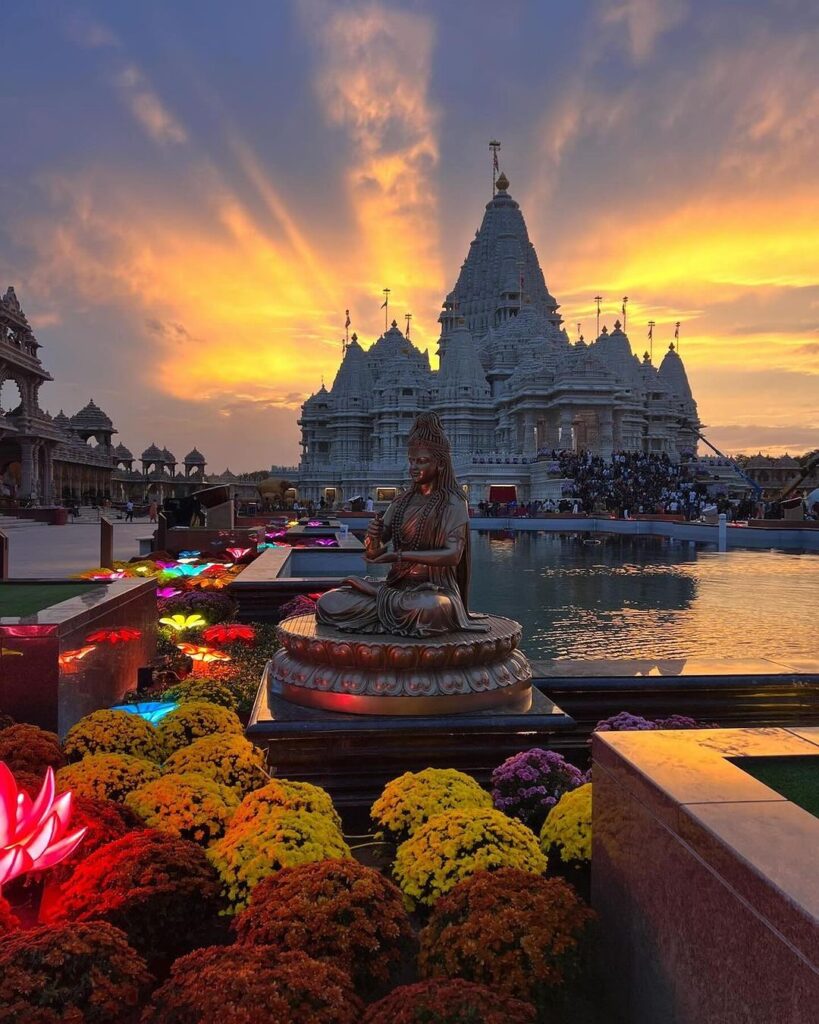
[48,830,224,970]
[46,795,143,884]
[419,869,595,1009]
[371,768,493,843]
[141,946,362,1024]
[56,753,161,802]
[0,921,152,1024]
[159,675,238,710]
[208,811,352,912]
[162,733,267,796]
[0,895,20,936]
[63,709,165,763]
[362,978,537,1024]
[393,807,547,908]
[233,859,415,994]
[0,723,66,776]
[156,700,243,755]
[125,772,239,845]
[231,778,342,832]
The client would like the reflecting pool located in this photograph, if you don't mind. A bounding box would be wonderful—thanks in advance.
[467,532,819,664]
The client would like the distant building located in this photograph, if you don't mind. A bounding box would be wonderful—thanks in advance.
[296,169,700,506]
[0,287,257,505]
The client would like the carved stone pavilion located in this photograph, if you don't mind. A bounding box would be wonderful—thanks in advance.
[0,286,258,505]
[295,170,699,506]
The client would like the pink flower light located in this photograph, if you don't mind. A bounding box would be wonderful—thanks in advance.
[156,587,182,599]
[0,763,86,889]
[226,547,252,561]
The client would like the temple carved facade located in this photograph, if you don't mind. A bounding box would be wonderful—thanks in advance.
[295,171,700,505]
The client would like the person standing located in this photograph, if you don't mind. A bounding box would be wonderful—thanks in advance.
[125,499,134,522]
[148,500,158,523]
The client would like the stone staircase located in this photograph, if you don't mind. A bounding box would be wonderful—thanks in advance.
[0,515,48,531]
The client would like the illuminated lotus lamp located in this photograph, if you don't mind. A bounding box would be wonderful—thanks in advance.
[111,701,179,724]
[266,529,286,540]
[58,645,97,670]
[175,643,232,674]
[191,576,229,590]
[85,627,141,645]
[0,764,86,889]
[159,613,207,632]
[226,547,252,561]
[202,624,255,645]
[79,569,126,581]
[307,520,322,527]
[162,563,213,579]
[156,587,182,599]
[0,648,23,657]
[287,520,299,527]
[313,538,336,547]
[178,550,201,559]
[202,563,233,576]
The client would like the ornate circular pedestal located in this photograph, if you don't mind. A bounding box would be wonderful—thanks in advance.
[268,613,533,716]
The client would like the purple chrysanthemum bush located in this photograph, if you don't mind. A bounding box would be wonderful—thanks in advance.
[594,712,713,732]
[491,748,588,830]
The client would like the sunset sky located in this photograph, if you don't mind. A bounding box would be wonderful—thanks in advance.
[2,0,817,470]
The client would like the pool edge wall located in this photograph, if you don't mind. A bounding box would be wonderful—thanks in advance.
[0,578,157,735]
[591,728,819,1023]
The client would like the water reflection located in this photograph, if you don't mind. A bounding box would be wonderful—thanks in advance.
[468,532,818,662]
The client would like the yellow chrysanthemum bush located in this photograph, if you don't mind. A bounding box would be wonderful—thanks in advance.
[231,778,342,832]
[63,709,165,763]
[393,807,547,909]
[56,753,161,803]
[208,809,352,912]
[540,783,592,864]
[371,768,493,843]
[156,700,243,755]
[159,675,239,710]
[162,733,268,796]
[125,771,240,845]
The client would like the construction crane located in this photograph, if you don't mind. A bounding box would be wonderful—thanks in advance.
[683,424,763,498]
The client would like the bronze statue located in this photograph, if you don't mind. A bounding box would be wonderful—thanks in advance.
[316,412,488,637]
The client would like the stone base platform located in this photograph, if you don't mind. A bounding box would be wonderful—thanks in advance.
[247,667,575,813]
[268,612,533,715]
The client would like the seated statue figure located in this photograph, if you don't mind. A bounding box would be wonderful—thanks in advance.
[316,412,488,638]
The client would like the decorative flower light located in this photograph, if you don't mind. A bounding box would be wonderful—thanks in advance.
[192,577,229,590]
[159,613,207,632]
[0,763,87,888]
[111,701,179,725]
[287,520,299,527]
[156,586,182,599]
[266,529,286,540]
[226,547,252,561]
[307,520,322,527]
[154,560,179,570]
[202,624,256,645]
[161,563,213,578]
[203,563,233,576]
[0,648,23,657]
[79,568,126,581]
[58,645,97,669]
[85,627,142,645]
[314,538,337,547]
[175,643,232,672]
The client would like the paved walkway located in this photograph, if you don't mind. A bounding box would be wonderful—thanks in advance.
[3,521,153,578]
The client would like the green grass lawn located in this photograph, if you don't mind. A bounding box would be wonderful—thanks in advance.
[735,755,819,818]
[0,582,100,617]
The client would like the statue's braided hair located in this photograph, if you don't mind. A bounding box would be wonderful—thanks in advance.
[390,413,463,549]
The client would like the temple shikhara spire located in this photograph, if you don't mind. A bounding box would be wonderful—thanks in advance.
[295,157,700,506]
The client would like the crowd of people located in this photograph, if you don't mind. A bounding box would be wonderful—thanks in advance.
[478,450,764,521]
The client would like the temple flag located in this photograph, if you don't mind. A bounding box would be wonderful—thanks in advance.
[345,310,351,328]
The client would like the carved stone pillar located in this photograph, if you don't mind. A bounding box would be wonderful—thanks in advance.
[41,448,53,504]
[599,408,614,460]
[523,411,537,456]
[19,439,35,501]
[559,409,573,450]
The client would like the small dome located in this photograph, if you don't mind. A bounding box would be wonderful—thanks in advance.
[161,447,176,463]
[71,399,113,431]
[53,410,72,431]
[183,447,205,464]
[113,443,133,460]
[141,442,165,461]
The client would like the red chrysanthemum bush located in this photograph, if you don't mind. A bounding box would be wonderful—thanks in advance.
[141,946,362,1024]
[47,829,224,969]
[0,921,152,1024]
[0,723,66,775]
[0,895,20,936]
[418,869,595,1008]
[361,978,536,1024]
[45,795,143,884]
[233,859,415,994]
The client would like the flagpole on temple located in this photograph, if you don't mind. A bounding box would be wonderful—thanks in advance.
[381,288,390,332]
[622,296,629,332]
[648,320,655,361]
[675,321,681,353]
[404,312,412,338]
[489,139,501,195]
[595,295,602,338]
